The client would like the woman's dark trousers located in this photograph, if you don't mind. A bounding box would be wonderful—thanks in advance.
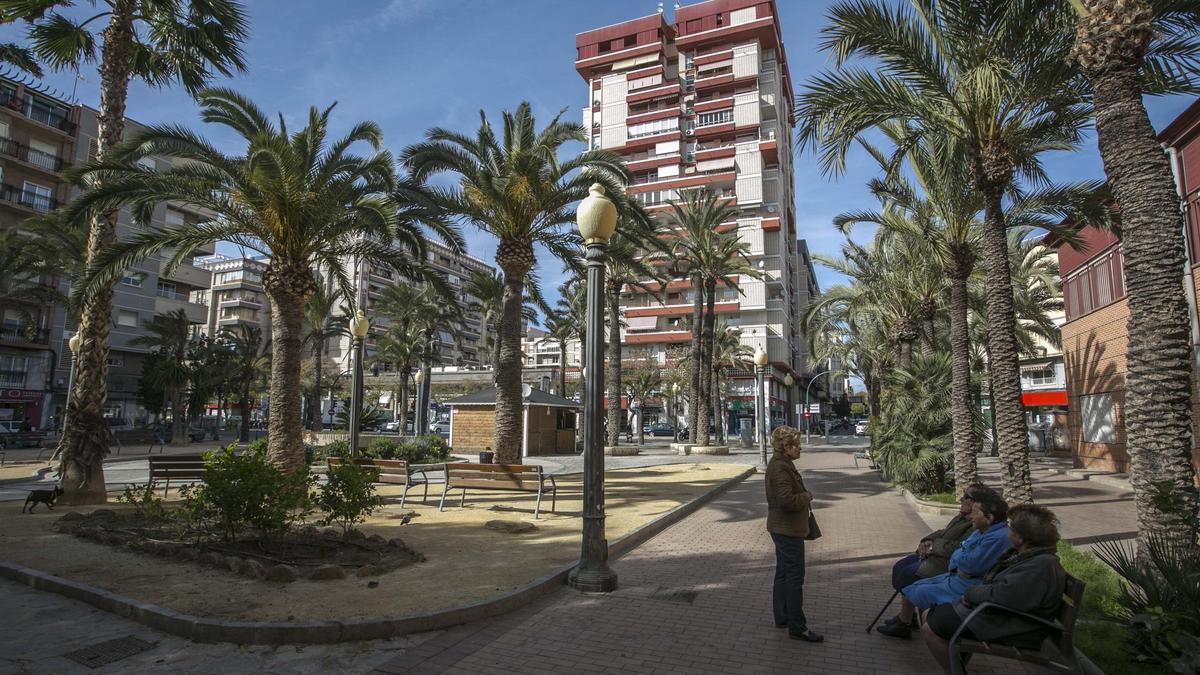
[771,533,808,634]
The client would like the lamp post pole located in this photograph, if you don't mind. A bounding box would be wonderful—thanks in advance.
[349,310,369,457]
[754,347,769,465]
[783,373,795,428]
[804,369,834,445]
[569,183,618,594]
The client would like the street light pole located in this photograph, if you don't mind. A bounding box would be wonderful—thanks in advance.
[51,333,82,463]
[349,310,369,457]
[754,347,769,466]
[783,373,795,427]
[568,183,618,594]
[804,369,834,445]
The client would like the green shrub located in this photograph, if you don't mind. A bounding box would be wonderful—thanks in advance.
[180,443,314,541]
[365,437,400,460]
[322,439,349,459]
[316,463,383,534]
[246,437,268,455]
[412,434,451,463]
[117,482,165,520]
[873,352,957,494]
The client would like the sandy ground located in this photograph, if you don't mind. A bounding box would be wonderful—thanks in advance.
[0,460,51,482]
[0,463,750,623]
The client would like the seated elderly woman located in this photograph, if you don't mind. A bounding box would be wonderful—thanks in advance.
[877,491,1010,640]
[883,483,997,632]
[920,504,1067,673]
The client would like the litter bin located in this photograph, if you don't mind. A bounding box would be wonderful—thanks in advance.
[479,451,495,464]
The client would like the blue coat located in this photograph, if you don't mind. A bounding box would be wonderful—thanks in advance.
[901,522,1012,610]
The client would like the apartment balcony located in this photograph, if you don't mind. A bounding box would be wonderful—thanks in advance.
[0,137,67,173]
[160,261,211,288]
[0,89,76,136]
[219,296,262,309]
[0,324,50,347]
[155,294,208,324]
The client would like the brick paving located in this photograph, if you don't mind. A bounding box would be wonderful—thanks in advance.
[370,444,1089,675]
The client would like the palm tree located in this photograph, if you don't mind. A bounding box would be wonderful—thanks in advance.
[403,103,627,464]
[301,280,347,432]
[0,230,65,333]
[66,89,455,472]
[1068,0,1200,546]
[622,361,661,447]
[665,192,739,447]
[218,323,269,443]
[131,309,192,445]
[797,0,1090,504]
[542,309,577,397]
[710,321,751,444]
[5,0,249,504]
[464,269,542,378]
[372,321,420,433]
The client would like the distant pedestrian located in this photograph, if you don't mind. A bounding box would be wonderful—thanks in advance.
[20,416,32,432]
[765,425,823,642]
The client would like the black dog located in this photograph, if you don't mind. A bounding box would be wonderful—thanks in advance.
[22,486,64,513]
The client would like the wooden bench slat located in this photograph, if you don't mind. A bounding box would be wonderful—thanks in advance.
[444,462,542,474]
[449,479,548,492]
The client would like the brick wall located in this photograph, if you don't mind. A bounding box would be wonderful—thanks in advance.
[1061,299,1130,472]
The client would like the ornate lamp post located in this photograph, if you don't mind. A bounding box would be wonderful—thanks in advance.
[568,183,619,594]
[783,373,795,427]
[414,369,425,435]
[349,310,369,456]
[754,347,769,465]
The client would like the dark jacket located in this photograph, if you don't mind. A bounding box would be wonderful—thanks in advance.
[918,514,975,577]
[955,546,1066,643]
[765,451,813,537]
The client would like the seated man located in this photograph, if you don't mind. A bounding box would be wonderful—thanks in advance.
[888,483,997,630]
[877,491,1011,640]
[921,504,1067,673]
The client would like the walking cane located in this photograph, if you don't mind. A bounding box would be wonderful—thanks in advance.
[865,590,901,633]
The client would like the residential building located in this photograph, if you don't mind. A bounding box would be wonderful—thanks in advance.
[1049,96,1200,472]
[46,110,214,428]
[0,73,77,430]
[1019,309,1069,453]
[194,254,271,336]
[575,0,812,437]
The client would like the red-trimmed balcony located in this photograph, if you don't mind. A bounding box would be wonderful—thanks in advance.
[628,82,681,104]
[624,330,692,344]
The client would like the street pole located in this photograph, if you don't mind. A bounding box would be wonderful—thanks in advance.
[568,183,618,594]
[753,347,768,465]
[804,368,834,445]
[51,334,82,463]
[349,310,369,457]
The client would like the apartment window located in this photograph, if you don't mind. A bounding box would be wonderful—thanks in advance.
[27,138,58,170]
[598,41,611,54]
[20,181,52,212]
[0,354,27,387]
[115,309,138,327]
[1080,393,1117,444]
[156,281,177,299]
[697,109,734,127]
[0,120,8,138]
[106,355,124,368]
[715,12,724,26]
[628,117,679,139]
[121,271,147,288]
[1021,365,1057,387]
[1063,247,1125,320]
[137,157,157,172]
[623,35,637,48]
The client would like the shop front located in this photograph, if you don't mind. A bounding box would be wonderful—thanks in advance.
[0,388,48,431]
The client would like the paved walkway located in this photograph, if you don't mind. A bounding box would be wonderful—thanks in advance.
[1,442,1136,674]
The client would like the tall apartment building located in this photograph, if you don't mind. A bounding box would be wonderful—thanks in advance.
[195,254,271,337]
[576,0,811,432]
[1049,96,1200,473]
[327,238,500,372]
[0,74,77,430]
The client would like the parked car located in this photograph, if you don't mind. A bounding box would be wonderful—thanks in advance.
[855,420,869,436]
[382,421,401,433]
[429,420,451,438]
[643,423,676,438]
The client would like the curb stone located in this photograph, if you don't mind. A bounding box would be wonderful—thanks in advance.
[899,488,960,517]
[0,465,756,645]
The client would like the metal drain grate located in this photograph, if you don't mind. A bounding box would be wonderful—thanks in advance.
[649,586,699,604]
[63,636,157,669]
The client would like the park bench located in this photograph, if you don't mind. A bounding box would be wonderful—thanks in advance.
[149,454,207,497]
[0,431,46,450]
[327,457,430,508]
[439,462,557,519]
[948,572,1086,675]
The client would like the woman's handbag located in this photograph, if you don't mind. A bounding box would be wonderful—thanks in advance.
[806,511,822,541]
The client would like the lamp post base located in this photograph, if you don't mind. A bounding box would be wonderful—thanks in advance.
[568,561,618,593]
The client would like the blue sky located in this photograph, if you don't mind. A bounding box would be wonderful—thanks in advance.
[5,0,1196,309]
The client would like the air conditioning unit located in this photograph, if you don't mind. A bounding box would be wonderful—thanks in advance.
[593,99,602,106]
[684,153,695,163]
[684,129,694,137]
[592,122,601,128]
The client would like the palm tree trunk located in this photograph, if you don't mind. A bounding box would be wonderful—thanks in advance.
[688,276,703,442]
[490,335,502,385]
[557,342,567,398]
[606,285,622,447]
[494,247,531,465]
[398,371,409,435]
[699,279,718,446]
[983,338,1000,459]
[948,273,979,493]
[263,261,317,473]
[239,385,251,443]
[57,6,138,506]
[1077,19,1199,545]
[310,338,324,432]
[169,388,186,445]
[978,185,1033,504]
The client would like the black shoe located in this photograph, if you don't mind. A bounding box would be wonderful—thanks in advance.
[789,629,824,643]
[881,615,903,628]
[775,622,788,629]
[876,620,912,640]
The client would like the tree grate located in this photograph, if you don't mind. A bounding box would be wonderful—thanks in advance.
[649,586,699,604]
[63,636,157,669]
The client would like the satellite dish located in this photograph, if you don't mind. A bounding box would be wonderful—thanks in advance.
[521,383,533,399]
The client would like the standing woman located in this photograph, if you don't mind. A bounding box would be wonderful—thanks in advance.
[766,426,824,642]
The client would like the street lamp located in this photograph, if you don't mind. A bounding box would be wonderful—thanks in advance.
[414,369,425,435]
[783,373,794,427]
[804,368,835,445]
[754,347,769,465]
[568,183,618,594]
[349,309,369,456]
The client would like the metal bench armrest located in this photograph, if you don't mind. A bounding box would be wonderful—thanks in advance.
[949,602,1064,648]
[409,466,431,483]
[544,474,557,491]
